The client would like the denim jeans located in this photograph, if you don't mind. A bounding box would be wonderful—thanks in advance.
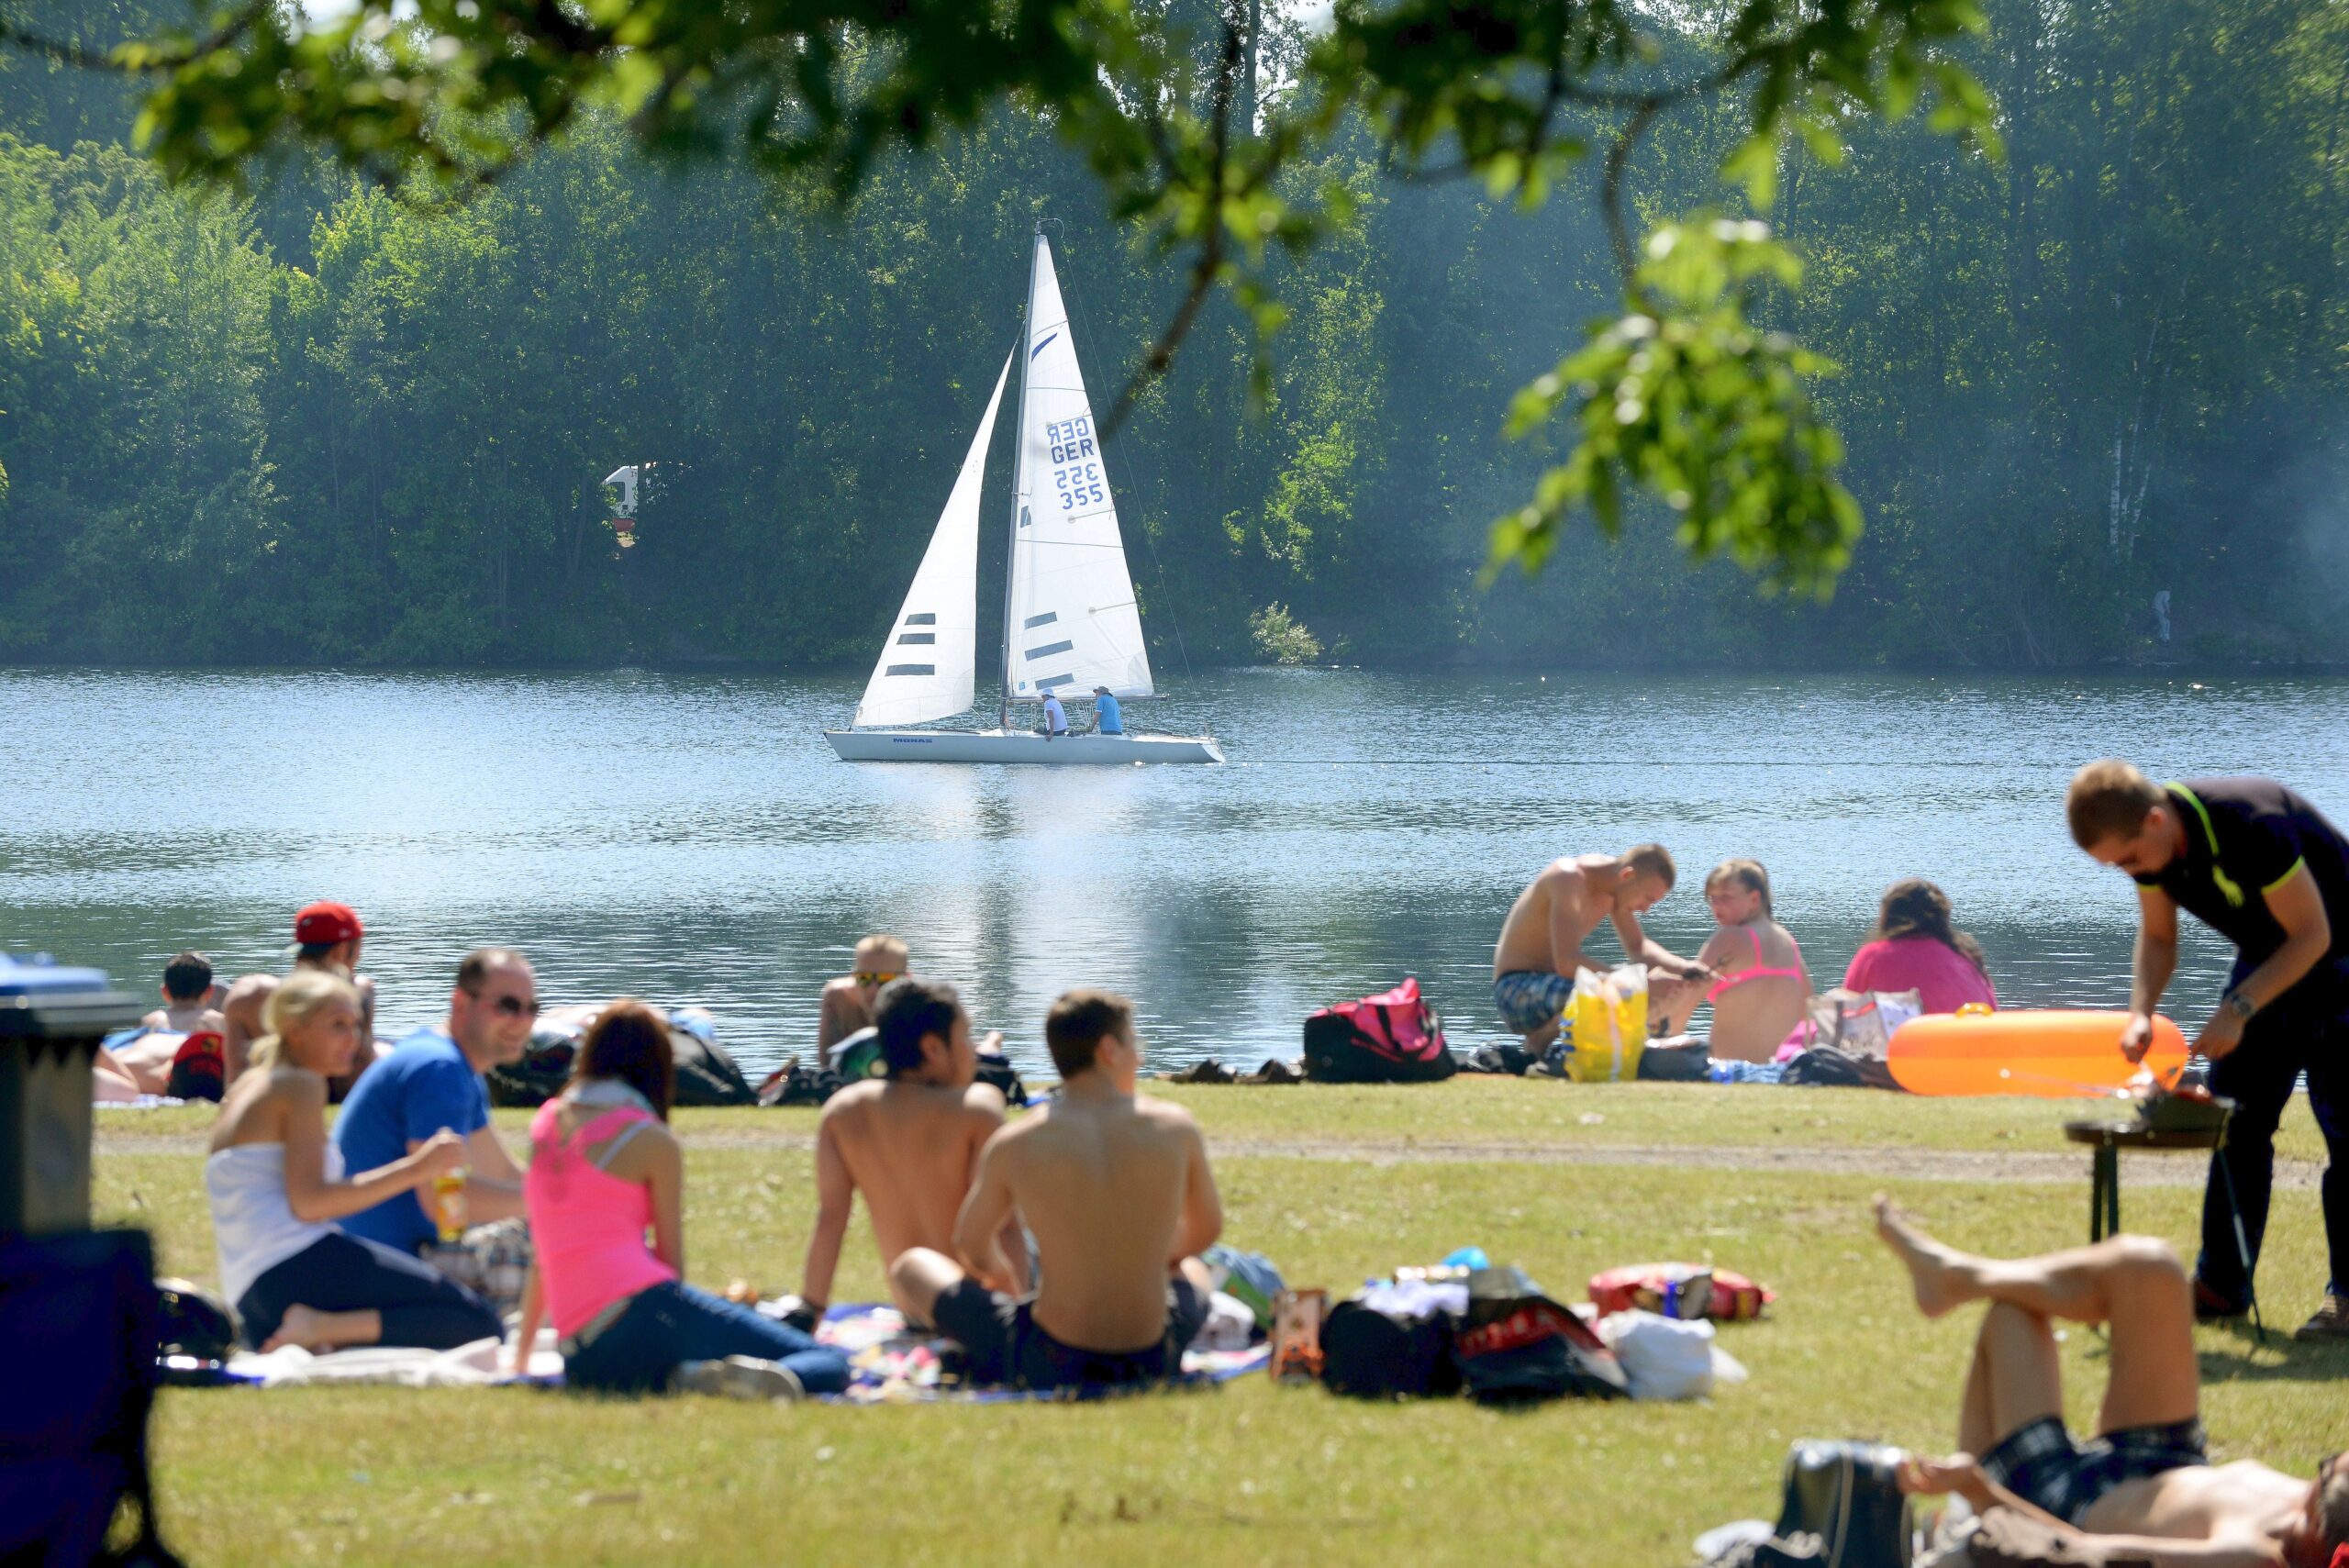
[562,1280,850,1396]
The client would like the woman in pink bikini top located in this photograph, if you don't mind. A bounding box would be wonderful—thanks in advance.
[1663,859,1813,1062]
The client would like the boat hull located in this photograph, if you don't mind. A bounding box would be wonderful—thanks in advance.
[825,728,1223,765]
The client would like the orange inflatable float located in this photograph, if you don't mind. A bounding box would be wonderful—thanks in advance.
[1886,1010,2188,1097]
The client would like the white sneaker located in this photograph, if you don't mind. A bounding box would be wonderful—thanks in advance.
[671,1356,806,1403]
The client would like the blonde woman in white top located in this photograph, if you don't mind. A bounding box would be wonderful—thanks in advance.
[205,970,500,1352]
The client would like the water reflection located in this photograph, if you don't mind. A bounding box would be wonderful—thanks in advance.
[2,667,2343,1073]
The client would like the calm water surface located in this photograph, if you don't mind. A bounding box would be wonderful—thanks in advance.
[5,667,2344,1075]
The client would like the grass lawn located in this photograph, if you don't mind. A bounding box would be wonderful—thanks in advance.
[95,1081,2346,1567]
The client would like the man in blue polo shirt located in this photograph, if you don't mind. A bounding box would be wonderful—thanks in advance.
[333,947,539,1253]
[2068,760,2349,1341]
[1089,685,1124,735]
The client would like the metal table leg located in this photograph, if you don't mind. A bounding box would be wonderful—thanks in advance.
[2090,1140,2120,1242]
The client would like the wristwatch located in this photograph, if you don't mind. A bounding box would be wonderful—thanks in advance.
[2222,989,2255,1022]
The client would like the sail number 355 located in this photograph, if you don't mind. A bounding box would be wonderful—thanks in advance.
[1045,417,1105,511]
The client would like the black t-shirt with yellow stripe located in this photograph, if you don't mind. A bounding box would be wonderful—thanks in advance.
[2135,776,2349,967]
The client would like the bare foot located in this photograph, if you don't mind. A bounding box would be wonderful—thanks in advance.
[1873,1195,1970,1318]
[261,1304,332,1353]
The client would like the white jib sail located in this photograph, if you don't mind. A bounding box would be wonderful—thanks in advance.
[1005,236,1155,705]
[852,352,1013,728]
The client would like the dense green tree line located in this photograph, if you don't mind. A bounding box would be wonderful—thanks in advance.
[0,0,2343,670]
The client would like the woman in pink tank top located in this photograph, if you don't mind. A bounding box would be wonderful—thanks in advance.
[510,1002,847,1398]
[1842,879,1998,1015]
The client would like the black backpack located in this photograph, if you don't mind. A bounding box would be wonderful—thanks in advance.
[1320,1292,1463,1398]
[1772,1440,1913,1568]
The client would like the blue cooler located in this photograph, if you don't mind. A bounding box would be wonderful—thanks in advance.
[0,953,143,1238]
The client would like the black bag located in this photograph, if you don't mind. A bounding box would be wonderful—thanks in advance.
[1302,978,1457,1084]
[669,1026,757,1107]
[1320,1293,1462,1398]
[1639,1040,1712,1081]
[974,1051,1029,1106]
[1452,1266,1629,1405]
[487,1031,577,1107]
[1781,1047,1903,1093]
[1772,1440,1913,1568]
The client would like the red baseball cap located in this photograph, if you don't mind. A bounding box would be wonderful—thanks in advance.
[293,901,364,946]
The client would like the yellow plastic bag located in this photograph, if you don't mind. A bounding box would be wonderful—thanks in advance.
[1567,965,1648,1083]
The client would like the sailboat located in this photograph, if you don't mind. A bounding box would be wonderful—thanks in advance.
[825,227,1223,765]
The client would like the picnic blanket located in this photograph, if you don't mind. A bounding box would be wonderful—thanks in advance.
[215,1306,1267,1400]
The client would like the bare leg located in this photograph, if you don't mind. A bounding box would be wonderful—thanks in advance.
[1875,1198,2199,1433]
[1956,1301,2065,1454]
[262,1304,382,1353]
[887,1246,967,1331]
[1520,1020,1560,1054]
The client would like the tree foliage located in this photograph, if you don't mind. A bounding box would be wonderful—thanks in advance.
[0,0,2343,668]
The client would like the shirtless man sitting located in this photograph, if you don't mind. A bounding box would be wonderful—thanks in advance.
[1492,845,1709,1052]
[816,935,908,1070]
[790,979,1026,1328]
[1875,1197,2348,1567]
[889,988,1222,1392]
[223,902,381,1095]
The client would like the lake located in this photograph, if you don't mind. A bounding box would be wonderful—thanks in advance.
[5,666,2344,1076]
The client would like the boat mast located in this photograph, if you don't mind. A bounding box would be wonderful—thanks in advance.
[997,223,1045,732]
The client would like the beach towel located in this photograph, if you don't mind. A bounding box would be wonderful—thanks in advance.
[215,1306,1267,1400]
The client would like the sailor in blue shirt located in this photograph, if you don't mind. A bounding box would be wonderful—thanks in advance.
[1091,685,1124,735]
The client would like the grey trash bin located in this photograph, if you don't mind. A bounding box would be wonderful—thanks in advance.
[0,953,144,1239]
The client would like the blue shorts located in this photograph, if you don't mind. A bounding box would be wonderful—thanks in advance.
[1493,972,1573,1034]
[1979,1415,2206,1525]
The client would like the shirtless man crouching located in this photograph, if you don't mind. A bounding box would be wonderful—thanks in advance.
[788,979,1026,1329]
[890,989,1223,1392]
[1875,1197,2348,1568]
[223,902,381,1096]
[1492,845,1709,1053]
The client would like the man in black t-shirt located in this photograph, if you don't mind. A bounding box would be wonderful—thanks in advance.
[2067,760,2349,1341]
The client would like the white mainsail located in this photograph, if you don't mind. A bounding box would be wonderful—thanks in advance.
[1003,235,1154,706]
[851,352,1013,728]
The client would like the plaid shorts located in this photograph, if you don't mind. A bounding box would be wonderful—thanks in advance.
[418,1218,532,1315]
[1978,1415,2207,1525]
[1492,972,1575,1034]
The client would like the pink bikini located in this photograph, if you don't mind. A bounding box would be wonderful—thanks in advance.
[525,1099,678,1339]
[1706,925,1806,1003]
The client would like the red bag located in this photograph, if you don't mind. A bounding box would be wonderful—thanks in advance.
[1302,978,1456,1084]
[1589,1262,1774,1322]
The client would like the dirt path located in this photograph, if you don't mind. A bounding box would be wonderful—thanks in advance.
[95,1126,2323,1188]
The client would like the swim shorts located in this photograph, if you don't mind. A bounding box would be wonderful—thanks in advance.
[1978,1415,2207,1525]
[1492,971,1574,1034]
[930,1276,1210,1392]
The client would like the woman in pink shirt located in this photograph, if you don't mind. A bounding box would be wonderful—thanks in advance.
[1842,879,1998,1014]
[511,1001,848,1399]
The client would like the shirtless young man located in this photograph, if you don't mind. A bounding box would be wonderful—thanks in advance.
[1875,1197,2348,1568]
[108,951,229,1094]
[790,979,1027,1328]
[222,902,381,1094]
[890,989,1222,1392]
[1491,845,1709,1051]
[815,935,909,1070]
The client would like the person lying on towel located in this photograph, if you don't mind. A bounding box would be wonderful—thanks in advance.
[1875,1196,2347,1568]
[890,989,1222,1392]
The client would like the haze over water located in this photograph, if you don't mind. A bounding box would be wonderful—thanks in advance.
[6,667,2344,1076]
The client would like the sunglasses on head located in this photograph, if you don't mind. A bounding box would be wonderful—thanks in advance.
[464,987,540,1018]
[854,972,902,987]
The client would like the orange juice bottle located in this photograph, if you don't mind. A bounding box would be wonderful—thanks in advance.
[432,1170,467,1242]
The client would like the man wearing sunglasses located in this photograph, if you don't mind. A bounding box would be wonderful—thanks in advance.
[332,948,538,1255]
[816,934,910,1070]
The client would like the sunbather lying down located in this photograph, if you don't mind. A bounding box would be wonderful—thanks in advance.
[1874,1198,2346,1568]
